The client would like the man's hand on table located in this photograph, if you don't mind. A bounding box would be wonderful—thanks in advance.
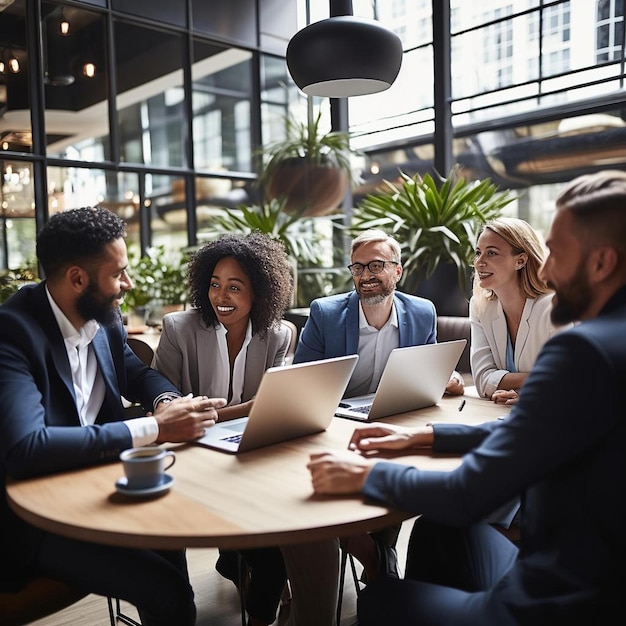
[307,423,435,495]
[153,394,227,443]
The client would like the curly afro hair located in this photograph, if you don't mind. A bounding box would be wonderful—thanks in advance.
[188,232,294,337]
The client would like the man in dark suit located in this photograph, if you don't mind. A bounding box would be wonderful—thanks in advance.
[307,170,626,624]
[0,206,225,626]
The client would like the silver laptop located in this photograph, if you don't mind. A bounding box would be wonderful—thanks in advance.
[195,354,359,454]
[335,340,467,421]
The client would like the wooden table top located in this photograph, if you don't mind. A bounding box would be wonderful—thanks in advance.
[7,390,508,551]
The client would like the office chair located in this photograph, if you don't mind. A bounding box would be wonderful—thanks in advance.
[281,318,298,364]
[127,336,155,366]
[107,596,142,625]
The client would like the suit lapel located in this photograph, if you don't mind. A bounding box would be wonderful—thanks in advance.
[32,284,76,402]
[346,292,360,354]
[92,329,120,398]
[515,299,533,357]
[492,301,508,368]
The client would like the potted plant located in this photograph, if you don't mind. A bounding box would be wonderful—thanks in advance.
[0,261,40,303]
[260,109,356,217]
[350,166,517,316]
[123,244,188,324]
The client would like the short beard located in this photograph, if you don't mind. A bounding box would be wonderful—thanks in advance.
[549,262,592,325]
[76,281,120,326]
[360,292,393,306]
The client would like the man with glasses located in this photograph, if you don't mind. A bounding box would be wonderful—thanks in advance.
[294,228,464,397]
[280,229,463,626]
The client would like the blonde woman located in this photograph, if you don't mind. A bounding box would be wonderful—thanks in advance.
[470,217,569,404]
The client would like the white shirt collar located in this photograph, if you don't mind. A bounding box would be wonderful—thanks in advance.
[46,285,100,348]
[358,299,399,330]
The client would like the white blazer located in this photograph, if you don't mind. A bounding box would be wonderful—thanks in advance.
[469,293,568,398]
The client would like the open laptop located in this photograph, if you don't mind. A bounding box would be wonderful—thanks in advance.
[194,354,359,454]
[335,339,467,422]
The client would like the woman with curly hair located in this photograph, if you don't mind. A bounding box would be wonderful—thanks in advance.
[153,231,293,626]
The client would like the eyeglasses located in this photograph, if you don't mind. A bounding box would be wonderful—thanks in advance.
[347,260,398,276]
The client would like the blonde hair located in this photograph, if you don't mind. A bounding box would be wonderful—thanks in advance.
[351,229,401,262]
[472,217,550,306]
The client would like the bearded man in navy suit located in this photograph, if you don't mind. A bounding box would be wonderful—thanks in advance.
[0,206,225,626]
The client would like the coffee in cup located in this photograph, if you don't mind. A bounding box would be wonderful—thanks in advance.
[120,446,176,490]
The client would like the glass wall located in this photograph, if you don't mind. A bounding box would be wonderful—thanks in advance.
[0,0,300,277]
[0,160,35,269]
[2,0,626,292]
[352,0,626,241]
[43,3,110,161]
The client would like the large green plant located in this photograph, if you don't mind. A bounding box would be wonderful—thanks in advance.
[124,244,188,311]
[208,198,324,266]
[351,166,517,292]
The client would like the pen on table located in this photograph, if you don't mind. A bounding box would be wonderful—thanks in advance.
[458,399,466,412]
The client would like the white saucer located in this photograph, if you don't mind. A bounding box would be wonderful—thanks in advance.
[115,474,174,497]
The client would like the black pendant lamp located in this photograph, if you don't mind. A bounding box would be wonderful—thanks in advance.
[286,0,403,98]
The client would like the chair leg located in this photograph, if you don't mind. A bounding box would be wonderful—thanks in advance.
[107,597,142,626]
[237,553,249,626]
[336,550,362,624]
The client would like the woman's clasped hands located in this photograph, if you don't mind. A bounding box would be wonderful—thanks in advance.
[491,389,519,405]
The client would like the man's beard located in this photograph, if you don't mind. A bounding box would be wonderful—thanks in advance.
[76,282,122,326]
[550,261,592,325]
[358,281,395,306]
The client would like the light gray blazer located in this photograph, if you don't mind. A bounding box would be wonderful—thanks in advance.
[469,293,568,398]
[152,308,290,399]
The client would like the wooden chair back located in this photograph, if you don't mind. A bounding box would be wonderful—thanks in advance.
[127,336,155,366]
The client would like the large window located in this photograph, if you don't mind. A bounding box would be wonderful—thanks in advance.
[596,0,624,62]
[192,41,253,174]
[43,3,110,161]
[3,0,626,286]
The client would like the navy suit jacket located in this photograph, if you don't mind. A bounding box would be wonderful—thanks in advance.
[0,282,180,589]
[363,286,626,622]
[293,290,437,364]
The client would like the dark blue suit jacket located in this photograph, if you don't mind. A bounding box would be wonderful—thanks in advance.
[0,282,180,590]
[293,290,437,363]
[363,286,626,622]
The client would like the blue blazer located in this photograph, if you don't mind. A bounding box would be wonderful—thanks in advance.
[293,290,437,363]
[363,285,626,622]
[0,282,181,590]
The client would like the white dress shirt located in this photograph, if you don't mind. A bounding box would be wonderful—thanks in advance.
[214,320,253,405]
[46,287,158,445]
[346,302,399,397]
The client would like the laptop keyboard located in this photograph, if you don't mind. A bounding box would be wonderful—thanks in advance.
[339,403,372,415]
[221,433,243,443]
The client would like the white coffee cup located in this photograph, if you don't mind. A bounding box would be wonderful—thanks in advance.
[119,446,176,490]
